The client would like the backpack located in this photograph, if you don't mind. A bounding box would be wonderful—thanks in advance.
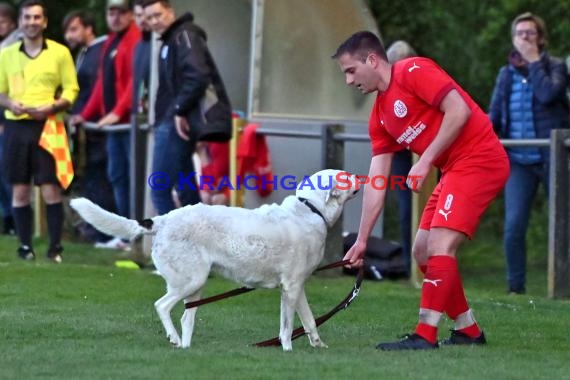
[343,233,408,280]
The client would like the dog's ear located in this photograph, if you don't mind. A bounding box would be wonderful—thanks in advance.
[325,186,341,203]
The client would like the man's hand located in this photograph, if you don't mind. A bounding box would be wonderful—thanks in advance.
[25,105,54,121]
[407,158,431,193]
[68,114,85,127]
[97,112,120,128]
[514,39,540,63]
[174,115,190,141]
[9,100,27,116]
[343,239,367,268]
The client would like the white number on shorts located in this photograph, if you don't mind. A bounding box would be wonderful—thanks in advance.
[444,194,454,210]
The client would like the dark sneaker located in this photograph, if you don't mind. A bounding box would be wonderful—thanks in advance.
[440,330,486,346]
[47,245,63,264]
[508,287,526,295]
[17,245,36,260]
[376,333,438,351]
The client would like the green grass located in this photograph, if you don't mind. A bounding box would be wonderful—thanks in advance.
[1,223,568,380]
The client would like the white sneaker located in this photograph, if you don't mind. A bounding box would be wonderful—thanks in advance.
[94,237,131,251]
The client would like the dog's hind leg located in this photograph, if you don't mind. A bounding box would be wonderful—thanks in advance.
[279,284,302,351]
[180,288,204,349]
[296,288,327,348]
[155,288,186,348]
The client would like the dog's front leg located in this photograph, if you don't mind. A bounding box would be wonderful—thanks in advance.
[279,285,301,351]
[296,288,327,348]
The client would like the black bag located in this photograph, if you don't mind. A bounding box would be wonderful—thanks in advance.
[188,83,232,142]
[343,233,408,280]
[182,32,232,142]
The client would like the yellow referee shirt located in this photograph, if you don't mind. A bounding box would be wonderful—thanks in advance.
[0,39,79,120]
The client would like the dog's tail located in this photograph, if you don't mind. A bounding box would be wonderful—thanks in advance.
[70,198,154,240]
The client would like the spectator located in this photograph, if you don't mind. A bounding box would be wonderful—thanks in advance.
[0,1,20,235]
[489,12,569,295]
[132,0,151,118]
[142,0,231,214]
[0,1,21,49]
[69,0,141,221]
[0,0,79,262]
[334,31,508,350]
[127,0,151,224]
[63,11,107,116]
[386,40,417,275]
[63,10,124,248]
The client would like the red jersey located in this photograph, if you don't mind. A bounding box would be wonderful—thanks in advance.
[369,57,501,171]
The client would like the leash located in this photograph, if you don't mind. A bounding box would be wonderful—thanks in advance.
[254,265,364,347]
[183,259,364,347]
[183,286,255,309]
[184,259,354,309]
[185,198,334,311]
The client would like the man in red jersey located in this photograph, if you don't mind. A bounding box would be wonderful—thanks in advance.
[333,31,509,350]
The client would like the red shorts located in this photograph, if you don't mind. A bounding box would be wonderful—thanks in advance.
[419,149,509,239]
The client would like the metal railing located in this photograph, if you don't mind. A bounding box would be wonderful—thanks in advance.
[254,125,570,298]
[55,120,570,298]
[81,122,131,132]
[81,121,151,132]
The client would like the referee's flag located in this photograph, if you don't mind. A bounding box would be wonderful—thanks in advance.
[39,114,74,189]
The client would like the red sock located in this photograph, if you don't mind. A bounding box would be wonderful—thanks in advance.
[419,264,427,274]
[414,255,457,344]
[445,260,482,338]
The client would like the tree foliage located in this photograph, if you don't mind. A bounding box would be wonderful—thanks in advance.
[367,0,570,108]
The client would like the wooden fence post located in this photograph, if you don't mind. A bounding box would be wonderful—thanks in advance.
[230,116,246,207]
[548,129,570,298]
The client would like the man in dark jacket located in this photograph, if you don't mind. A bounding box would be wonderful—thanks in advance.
[63,10,117,246]
[142,0,231,214]
[69,0,141,223]
[489,12,569,294]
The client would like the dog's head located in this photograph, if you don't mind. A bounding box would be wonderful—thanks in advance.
[295,169,359,227]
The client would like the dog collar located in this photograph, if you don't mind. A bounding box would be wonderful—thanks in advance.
[298,197,327,225]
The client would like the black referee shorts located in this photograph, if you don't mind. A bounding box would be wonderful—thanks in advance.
[2,119,59,186]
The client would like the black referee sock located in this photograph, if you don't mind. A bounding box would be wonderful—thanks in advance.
[12,205,33,248]
[46,202,64,249]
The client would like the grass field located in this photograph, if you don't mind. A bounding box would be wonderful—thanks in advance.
[1,218,569,380]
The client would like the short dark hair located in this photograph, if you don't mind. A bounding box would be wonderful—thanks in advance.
[511,12,548,50]
[62,10,96,32]
[332,30,387,62]
[141,0,170,8]
[0,2,17,24]
[18,0,47,18]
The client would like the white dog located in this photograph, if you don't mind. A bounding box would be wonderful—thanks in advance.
[70,169,358,351]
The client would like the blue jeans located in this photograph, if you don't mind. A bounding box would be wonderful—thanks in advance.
[106,131,130,218]
[151,119,200,215]
[503,161,548,292]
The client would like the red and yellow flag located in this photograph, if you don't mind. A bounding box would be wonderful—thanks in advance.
[39,114,74,189]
